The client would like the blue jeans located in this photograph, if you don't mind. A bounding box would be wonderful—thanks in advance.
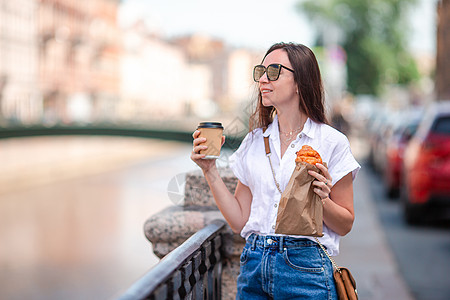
[236,234,338,300]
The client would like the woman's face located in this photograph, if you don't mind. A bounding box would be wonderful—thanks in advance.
[259,49,297,109]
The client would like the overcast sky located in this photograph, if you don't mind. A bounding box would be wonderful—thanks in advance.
[119,0,437,53]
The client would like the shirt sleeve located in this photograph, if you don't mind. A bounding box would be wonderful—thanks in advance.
[229,132,253,187]
[327,136,361,185]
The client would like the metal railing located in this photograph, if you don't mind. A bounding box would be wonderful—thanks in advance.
[118,219,227,300]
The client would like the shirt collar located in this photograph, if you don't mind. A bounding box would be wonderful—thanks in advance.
[262,114,279,139]
[301,118,315,139]
[262,114,316,140]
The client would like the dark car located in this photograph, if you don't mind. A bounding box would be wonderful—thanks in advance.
[401,101,450,224]
[384,110,423,198]
[367,109,394,173]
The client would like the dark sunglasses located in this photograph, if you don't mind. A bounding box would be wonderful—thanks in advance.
[253,64,294,82]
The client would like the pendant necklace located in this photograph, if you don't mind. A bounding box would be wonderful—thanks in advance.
[279,127,302,142]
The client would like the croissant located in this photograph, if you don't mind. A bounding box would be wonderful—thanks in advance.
[295,145,323,165]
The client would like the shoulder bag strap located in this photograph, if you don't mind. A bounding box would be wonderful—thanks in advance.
[314,237,341,273]
[264,135,282,194]
[264,136,271,155]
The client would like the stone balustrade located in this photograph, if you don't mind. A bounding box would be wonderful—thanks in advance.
[144,167,244,300]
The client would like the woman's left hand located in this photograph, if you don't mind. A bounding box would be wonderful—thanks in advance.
[308,163,333,202]
[309,164,355,236]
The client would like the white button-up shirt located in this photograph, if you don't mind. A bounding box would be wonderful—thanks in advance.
[229,115,360,256]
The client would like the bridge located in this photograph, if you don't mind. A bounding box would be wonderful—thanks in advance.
[0,124,244,148]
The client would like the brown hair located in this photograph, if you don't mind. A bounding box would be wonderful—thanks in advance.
[248,42,328,131]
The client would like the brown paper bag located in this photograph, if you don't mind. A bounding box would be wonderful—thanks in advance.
[274,161,325,237]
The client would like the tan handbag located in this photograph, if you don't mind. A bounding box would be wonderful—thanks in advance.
[334,267,358,300]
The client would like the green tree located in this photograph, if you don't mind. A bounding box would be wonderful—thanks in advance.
[298,0,420,95]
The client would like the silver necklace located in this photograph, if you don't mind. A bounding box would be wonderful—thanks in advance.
[279,127,302,142]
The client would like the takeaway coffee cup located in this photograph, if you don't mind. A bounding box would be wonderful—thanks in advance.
[197,122,224,159]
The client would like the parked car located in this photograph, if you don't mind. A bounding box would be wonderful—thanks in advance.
[401,101,450,224]
[384,110,423,198]
[367,109,394,173]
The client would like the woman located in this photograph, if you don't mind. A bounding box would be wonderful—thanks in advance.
[191,42,360,299]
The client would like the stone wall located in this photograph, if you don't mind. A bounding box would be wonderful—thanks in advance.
[144,167,244,300]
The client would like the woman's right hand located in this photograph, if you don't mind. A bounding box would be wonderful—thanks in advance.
[191,130,221,172]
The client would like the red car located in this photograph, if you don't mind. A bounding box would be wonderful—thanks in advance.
[402,101,450,224]
[384,111,422,198]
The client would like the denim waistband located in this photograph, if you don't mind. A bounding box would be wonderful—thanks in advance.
[246,233,319,252]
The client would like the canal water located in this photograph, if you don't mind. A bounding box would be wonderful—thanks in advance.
[0,136,204,300]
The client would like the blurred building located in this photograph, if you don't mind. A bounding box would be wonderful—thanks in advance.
[436,0,449,100]
[1,1,262,126]
[38,0,121,124]
[119,28,260,123]
[173,34,260,115]
[0,0,39,125]
[226,48,260,112]
[119,21,194,122]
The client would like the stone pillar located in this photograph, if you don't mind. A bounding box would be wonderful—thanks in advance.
[144,167,245,300]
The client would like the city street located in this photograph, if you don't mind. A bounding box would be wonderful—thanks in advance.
[0,135,449,300]
[365,163,450,300]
